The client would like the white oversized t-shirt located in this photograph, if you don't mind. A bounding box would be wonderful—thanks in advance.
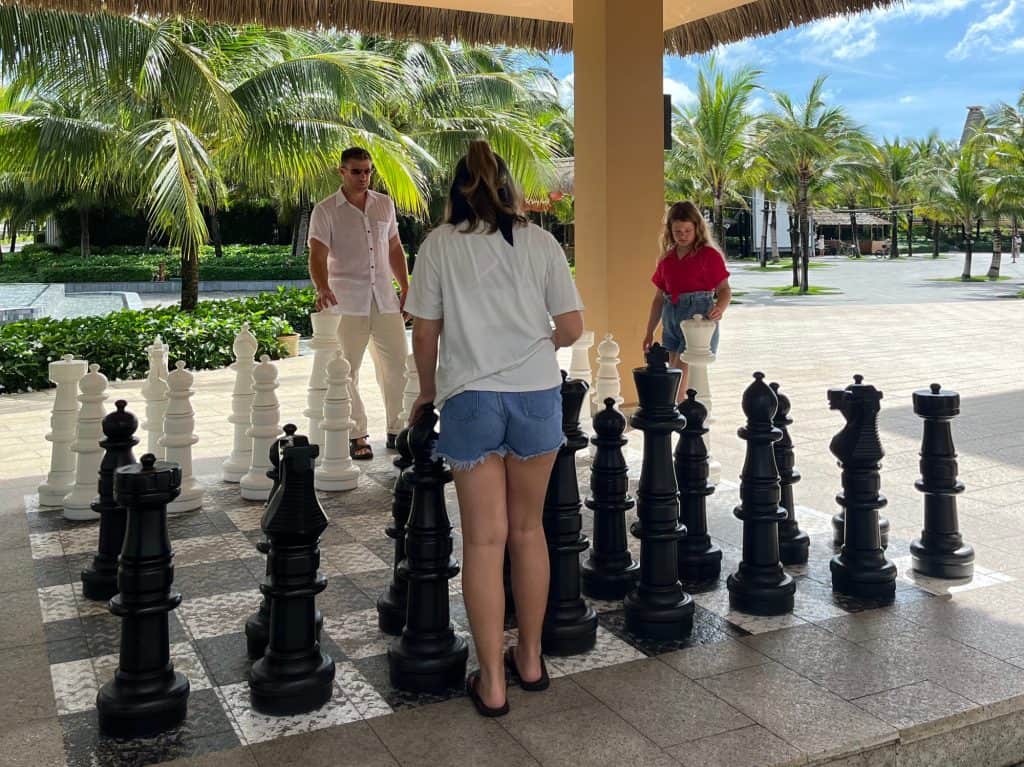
[404,222,583,409]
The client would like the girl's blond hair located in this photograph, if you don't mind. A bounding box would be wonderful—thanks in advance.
[660,201,722,259]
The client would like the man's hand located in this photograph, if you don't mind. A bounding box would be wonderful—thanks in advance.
[315,286,338,312]
[399,288,410,322]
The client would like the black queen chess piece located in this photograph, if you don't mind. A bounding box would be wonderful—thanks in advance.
[97,454,189,737]
[378,427,414,635]
[770,382,810,565]
[910,383,974,578]
[675,390,723,583]
[624,344,694,639]
[727,373,796,615]
[82,400,139,601]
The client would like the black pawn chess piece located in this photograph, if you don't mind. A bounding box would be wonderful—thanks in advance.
[829,376,897,602]
[542,373,598,655]
[249,434,336,715]
[831,384,889,549]
[97,454,189,737]
[770,383,810,565]
[910,383,974,578]
[82,400,139,601]
[675,390,722,583]
[624,345,694,639]
[727,373,796,615]
[378,427,413,635]
[582,398,640,600]
[388,404,468,692]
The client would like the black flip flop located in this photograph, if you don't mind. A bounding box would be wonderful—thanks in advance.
[504,647,550,692]
[386,433,398,450]
[465,671,509,717]
[349,439,373,461]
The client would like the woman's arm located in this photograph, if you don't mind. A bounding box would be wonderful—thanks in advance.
[409,317,442,422]
[708,278,731,321]
[642,289,664,350]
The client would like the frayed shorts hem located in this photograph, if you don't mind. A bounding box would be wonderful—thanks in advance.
[435,437,564,472]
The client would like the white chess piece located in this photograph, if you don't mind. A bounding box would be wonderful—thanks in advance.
[162,361,203,514]
[38,355,89,507]
[304,310,342,459]
[681,314,721,485]
[592,333,624,410]
[62,364,108,520]
[241,355,281,501]
[141,336,170,458]
[569,330,595,418]
[222,323,258,483]
[316,351,360,491]
[398,352,419,425]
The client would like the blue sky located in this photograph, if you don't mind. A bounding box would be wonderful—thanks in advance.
[543,0,1024,142]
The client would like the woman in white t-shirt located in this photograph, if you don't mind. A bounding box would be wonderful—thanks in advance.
[405,140,584,717]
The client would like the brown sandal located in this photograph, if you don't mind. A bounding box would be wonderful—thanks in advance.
[349,438,373,461]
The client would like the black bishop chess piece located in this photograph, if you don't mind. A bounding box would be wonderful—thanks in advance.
[541,373,598,654]
[910,383,974,578]
[828,375,897,602]
[249,433,336,715]
[97,454,189,737]
[581,398,640,600]
[378,427,414,635]
[388,404,468,692]
[675,390,722,583]
[771,383,810,565]
[831,383,889,549]
[727,373,796,615]
[82,400,139,601]
[624,345,694,639]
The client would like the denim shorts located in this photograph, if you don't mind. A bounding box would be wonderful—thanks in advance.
[661,290,720,354]
[435,387,564,471]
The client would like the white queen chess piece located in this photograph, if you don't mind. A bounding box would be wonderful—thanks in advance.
[63,363,109,520]
[39,355,89,507]
[304,310,342,459]
[680,314,720,485]
[316,351,360,491]
[222,323,258,483]
[241,355,281,501]
[162,361,203,514]
[141,336,170,458]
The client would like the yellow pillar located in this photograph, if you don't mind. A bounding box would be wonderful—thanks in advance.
[573,0,665,406]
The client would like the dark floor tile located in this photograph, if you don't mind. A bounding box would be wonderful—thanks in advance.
[174,560,256,601]
[47,635,93,664]
[352,653,464,712]
[82,612,186,657]
[34,557,72,588]
[194,632,252,687]
[598,605,743,657]
[26,510,66,533]
[318,575,375,615]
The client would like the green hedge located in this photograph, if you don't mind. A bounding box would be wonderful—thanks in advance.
[0,287,317,394]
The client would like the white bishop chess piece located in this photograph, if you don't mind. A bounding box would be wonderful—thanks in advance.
[592,333,623,411]
[38,354,89,507]
[316,351,360,491]
[62,364,109,520]
[162,361,203,514]
[240,355,281,501]
[680,314,720,485]
[304,310,342,460]
[569,330,595,419]
[222,323,258,483]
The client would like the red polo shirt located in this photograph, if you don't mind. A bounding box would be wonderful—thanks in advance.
[652,246,730,303]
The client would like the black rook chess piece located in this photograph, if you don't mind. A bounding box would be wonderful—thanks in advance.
[910,383,974,578]
[727,373,796,615]
[378,427,414,635]
[828,376,897,602]
[624,345,694,639]
[675,390,722,583]
[388,404,468,692]
[97,454,189,737]
[541,373,598,655]
[249,434,336,715]
[581,398,640,600]
[770,383,810,565]
[82,400,139,601]
[831,384,889,548]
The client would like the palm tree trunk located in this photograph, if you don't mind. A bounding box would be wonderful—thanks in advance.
[848,200,859,257]
[988,225,1002,279]
[788,211,799,287]
[291,194,312,261]
[144,227,153,251]
[931,219,940,259]
[961,232,973,280]
[759,200,769,268]
[1013,215,1019,263]
[79,208,91,259]
[770,202,779,262]
[889,207,899,258]
[799,177,810,293]
[906,209,914,256]
[713,196,724,254]
[180,241,200,310]
[208,206,223,258]
[8,219,16,256]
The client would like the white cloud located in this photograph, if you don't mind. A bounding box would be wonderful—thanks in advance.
[901,0,976,18]
[899,95,916,103]
[746,95,767,115]
[798,14,881,60]
[947,0,1021,59]
[663,76,697,107]
[557,72,574,107]
[709,38,772,70]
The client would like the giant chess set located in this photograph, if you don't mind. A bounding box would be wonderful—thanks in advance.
[25,312,977,766]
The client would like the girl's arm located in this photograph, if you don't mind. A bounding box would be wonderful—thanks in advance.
[708,278,731,321]
[642,289,664,350]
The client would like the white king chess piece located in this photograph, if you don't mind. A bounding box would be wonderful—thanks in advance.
[569,330,595,419]
[162,361,203,514]
[316,351,360,491]
[62,363,108,520]
[222,323,258,483]
[141,335,170,458]
[240,355,281,501]
[39,355,89,507]
[680,314,721,485]
[304,310,342,460]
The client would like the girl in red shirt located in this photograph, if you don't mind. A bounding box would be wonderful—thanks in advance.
[642,201,732,397]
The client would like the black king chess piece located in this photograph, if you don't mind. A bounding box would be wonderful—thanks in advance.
[828,375,897,602]
[831,382,889,548]
[97,454,189,737]
[910,383,974,578]
[378,427,414,635]
[249,434,336,715]
[388,404,468,692]
[624,345,694,639]
[771,383,810,565]
[82,400,139,601]
[582,398,640,600]
[727,373,796,615]
[675,389,722,583]
[542,373,598,654]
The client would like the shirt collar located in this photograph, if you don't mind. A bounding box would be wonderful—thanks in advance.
[337,188,372,208]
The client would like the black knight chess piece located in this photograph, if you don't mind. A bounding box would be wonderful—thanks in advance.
[378,427,414,635]
[675,390,722,583]
[831,383,889,548]
[770,383,810,565]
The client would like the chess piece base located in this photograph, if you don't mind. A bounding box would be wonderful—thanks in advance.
[707,459,722,486]
[833,513,889,548]
[388,635,469,693]
[81,567,118,602]
[315,472,360,492]
[727,571,796,616]
[38,484,72,507]
[829,556,896,602]
[779,530,811,565]
[623,592,694,640]
[249,651,335,716]
[910,540,975,579]
[678,544,723,583]
[221,460,249,484]
[62,505,99,522]
[240,482,272,502]
[97,672,190,738]
[581,561,640,601]
[245,607,323,661]
[377,591,407,637]
[541,608,598,656]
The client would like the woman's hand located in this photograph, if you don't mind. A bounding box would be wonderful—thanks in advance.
[407,393,435,426]
[642,332,654,352]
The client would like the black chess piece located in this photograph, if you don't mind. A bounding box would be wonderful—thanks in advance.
[542,373,598,655]
[675,390,722,583]
[910,383,974,578]
[378,427,413,635]
[829,376,897,602]
[727,373,796,615]
[502,546,516,624]
[82,400,139,601]
[97,454,189,737]
[388,404,468,692]
[624,345,694,639]
[770,383,810,565]
[249,434,336,715]
[582,398,640,600]
[831,384,889,549]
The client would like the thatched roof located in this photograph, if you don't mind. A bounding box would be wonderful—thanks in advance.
[812,208,889,227]
[11,0,901,54]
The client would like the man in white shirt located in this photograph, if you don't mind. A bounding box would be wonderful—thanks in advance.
[308,147,409,460]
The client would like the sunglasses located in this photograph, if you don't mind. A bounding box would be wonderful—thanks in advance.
[344,168,373,176]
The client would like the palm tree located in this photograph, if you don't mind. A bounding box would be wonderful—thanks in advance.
[986,94,1024,275]
[866,138,915,258]
[911,132,947,258]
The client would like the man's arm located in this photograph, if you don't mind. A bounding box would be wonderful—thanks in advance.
[388,235,409,309]
[308,239,337,311]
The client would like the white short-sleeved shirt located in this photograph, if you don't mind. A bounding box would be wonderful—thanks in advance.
[308,188,401,316]
[404,221,583,408]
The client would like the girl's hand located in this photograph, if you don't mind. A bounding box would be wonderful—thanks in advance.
[707,304,725,321]
[642,332,654,352]
[408,394,435,426]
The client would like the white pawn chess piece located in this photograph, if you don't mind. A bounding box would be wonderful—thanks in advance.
[38,355,89,507]
[398,352,419,424]
[240,355,281,501]
[569,330,595,418]
[62,364,108,520]
[316,351,360,491]
[681,314,721,485]
[592,333,624,410]
[304,310,342,459]
[222,323,258,482]
[161,361,203,514]
[141,336,170,458]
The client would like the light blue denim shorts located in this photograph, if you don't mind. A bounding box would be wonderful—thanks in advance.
[435,387,564,471]
[661,290,720,354]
